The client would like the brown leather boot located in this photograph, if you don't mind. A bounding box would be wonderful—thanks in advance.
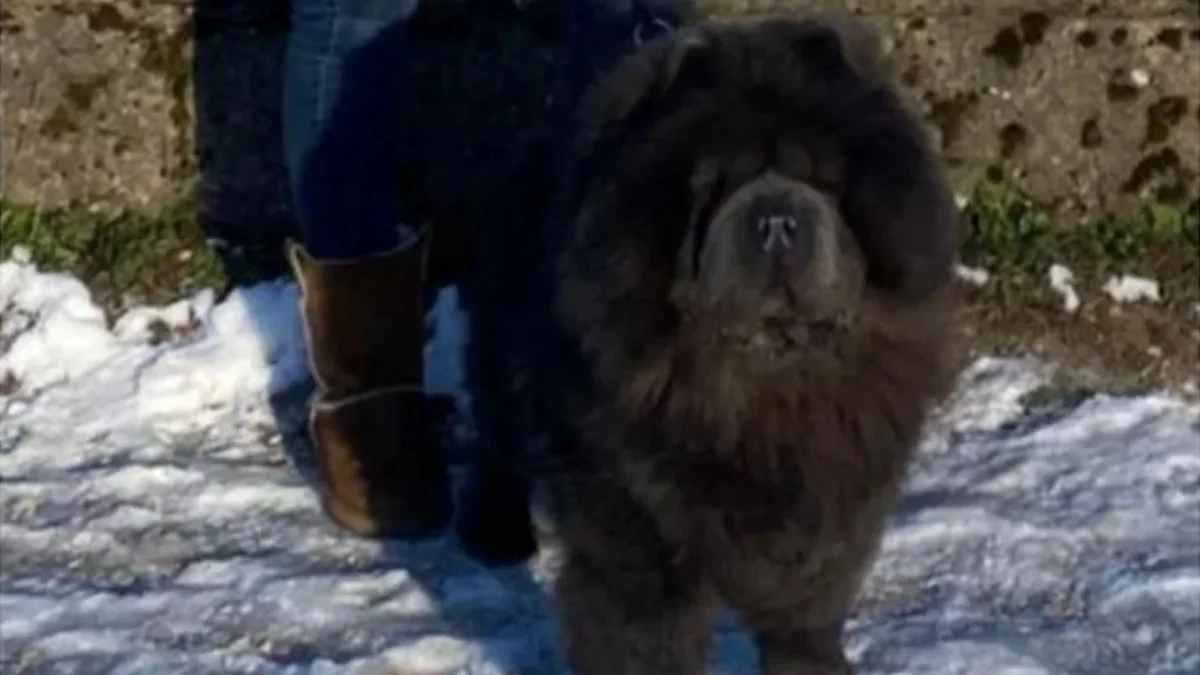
[286,228,452,539]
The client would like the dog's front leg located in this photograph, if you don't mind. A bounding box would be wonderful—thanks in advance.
[554,480,714,675]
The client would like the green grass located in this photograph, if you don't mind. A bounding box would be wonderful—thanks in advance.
[961,181,1199,280]
[0,198,286,316]
[955,181,1199,398]
[1,197,225,313]
[3,183,1198,319]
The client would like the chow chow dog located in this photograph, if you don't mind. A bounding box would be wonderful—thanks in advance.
[456,13,961,674]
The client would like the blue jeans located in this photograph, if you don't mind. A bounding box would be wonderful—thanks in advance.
[283,0,685,260]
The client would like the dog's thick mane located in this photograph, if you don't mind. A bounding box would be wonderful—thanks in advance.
[554,17,959,486]
[561,251,956,489]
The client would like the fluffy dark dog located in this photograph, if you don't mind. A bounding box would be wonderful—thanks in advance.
[457,13,961,674]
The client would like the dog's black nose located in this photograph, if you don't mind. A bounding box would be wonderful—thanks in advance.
[755,213,799,253]
[748,194,809,257]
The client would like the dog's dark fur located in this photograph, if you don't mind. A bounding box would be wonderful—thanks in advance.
[457,14,961,674]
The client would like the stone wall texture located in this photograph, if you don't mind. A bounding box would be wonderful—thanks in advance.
[2,0,1198,239]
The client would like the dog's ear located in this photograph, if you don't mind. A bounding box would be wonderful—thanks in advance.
[840,107,961,303]
[768,15,886,80]
[789,20,850,75]
[581,28,716,139]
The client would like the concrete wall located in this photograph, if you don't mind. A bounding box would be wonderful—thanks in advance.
[2,0,1197,239]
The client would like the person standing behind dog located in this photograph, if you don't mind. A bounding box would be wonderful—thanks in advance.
[280,0,689,555]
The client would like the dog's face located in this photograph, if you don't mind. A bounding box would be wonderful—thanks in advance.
[673,131,864,366]
[569,16,949,373]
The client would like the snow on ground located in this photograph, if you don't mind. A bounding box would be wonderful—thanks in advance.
[954,264,991,288]
[1047,264,1082,314]
[1,252,1198,675]
[1102,276,1162,305]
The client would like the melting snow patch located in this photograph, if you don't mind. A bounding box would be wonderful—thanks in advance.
[112,289,215,344]
[1048,264,1081,313]
[1102,274,1162,304]
[9,244,32,265]
[954,264,991,287]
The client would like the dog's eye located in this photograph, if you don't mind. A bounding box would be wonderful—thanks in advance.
[812,155,846,193]
[806,166,843,196]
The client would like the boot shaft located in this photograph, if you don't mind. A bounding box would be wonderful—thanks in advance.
[287,230,429,401]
